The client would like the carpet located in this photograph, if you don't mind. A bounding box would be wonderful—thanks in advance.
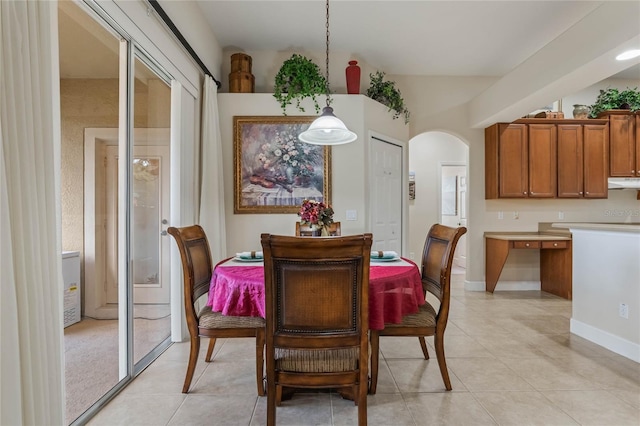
[64,305,170,424]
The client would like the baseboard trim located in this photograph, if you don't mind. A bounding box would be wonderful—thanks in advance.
[464,280,540,292]
[570,319,640,363]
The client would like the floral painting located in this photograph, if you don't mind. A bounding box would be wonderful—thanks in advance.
[233,116,331,213]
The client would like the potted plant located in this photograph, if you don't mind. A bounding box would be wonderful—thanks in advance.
[366,71,410,124]
[588,87,640,117]
[273,54,327,115]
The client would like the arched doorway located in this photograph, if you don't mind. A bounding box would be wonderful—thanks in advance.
[408,131,469,271]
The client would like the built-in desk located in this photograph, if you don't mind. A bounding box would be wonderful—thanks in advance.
[484,232,573,299]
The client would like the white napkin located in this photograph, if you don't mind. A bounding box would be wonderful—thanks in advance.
[236,251,263,260]
[371,250,398,259]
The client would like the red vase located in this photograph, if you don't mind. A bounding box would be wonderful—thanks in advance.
[346,60,361,94]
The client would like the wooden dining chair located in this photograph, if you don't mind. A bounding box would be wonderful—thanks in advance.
[168,225,265,395]
[295,221,341,236]
[369,224,467,393]
[261,233,372,426]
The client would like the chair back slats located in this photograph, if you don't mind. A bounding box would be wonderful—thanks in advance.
[186,238,214,303]
[167,226,213,324]
[275,260,359,334]
[421,224,467,302]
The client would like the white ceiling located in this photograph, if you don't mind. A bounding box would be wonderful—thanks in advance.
[194,0,640,80]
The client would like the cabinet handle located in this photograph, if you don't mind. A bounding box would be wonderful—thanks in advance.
[553,243,558,247]
[525,243,530,247]
[586,192,589,195]
[579,191,583,195]
[523,191,527,195]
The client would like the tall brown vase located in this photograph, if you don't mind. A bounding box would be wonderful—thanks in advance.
[346,60,361,94]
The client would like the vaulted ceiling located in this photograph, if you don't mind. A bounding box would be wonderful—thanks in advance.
[195,1,640,79]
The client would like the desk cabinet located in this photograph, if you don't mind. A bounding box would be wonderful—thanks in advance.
[485,234,572,299]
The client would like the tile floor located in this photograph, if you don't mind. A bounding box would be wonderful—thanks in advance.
[88,273,640,425]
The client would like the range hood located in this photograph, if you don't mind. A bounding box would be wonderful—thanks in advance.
[607,178,640,190]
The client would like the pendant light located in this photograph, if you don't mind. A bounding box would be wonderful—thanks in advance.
[298,0,357,145]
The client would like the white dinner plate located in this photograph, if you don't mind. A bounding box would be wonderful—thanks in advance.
[370,256,401,262]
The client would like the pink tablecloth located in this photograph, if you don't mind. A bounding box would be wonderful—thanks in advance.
[207,258,425,330]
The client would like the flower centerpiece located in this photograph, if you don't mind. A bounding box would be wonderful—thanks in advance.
[298,199,334,236]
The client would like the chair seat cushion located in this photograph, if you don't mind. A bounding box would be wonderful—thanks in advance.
[384,302,437,328]
[198,305,265,329]
[275,347,359,373]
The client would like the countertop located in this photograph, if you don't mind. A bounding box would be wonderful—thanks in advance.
[484,232,571,241]
[552,222,640,234]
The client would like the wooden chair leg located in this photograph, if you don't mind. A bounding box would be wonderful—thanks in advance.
[205,338,216,362]
[434,332,451,391]
[182,336,200,393]
[357,383,368,426]
[418,336,429,359]
[267,377,277,426]
[369,331,379,394]
[256,328,265,396]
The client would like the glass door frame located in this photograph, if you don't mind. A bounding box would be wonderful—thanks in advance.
[119,40,174,379]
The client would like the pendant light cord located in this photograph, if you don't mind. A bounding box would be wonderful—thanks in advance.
[325,0,331,106]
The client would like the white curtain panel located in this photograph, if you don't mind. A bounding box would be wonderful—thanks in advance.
[0,1,65,424]
[198,76,227,262]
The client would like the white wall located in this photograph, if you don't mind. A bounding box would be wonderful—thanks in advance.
[158,0,224,79]
[215,93,409,258]
[570,226,640,362]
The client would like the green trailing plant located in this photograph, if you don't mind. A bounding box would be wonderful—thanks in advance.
[273,54,328,115]
[366,71,410,124]
[589,87,640,117]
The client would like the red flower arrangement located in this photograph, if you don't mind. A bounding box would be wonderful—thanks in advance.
[298,199,334,228]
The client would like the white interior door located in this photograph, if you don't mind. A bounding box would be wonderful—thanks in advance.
[370,137,403,252]
[105,143,171,304]
[440,164,467,269]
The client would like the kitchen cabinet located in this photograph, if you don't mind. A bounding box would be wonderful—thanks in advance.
[557,123,609,198]
[527,123,557,197]
[600,110,639,177]
[485,122,555,199]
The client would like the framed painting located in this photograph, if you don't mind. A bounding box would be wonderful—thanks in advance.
[233,116,332,214]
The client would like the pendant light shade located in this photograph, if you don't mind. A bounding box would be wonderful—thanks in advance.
[298,0,357,146]
[298,107,357,145]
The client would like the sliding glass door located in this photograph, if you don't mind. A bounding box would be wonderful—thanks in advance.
[130,55,172,366]
[61,2,174,424]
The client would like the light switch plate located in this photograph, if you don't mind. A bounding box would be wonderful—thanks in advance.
[346,210,357,221]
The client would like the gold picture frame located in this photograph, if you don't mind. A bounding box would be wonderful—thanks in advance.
[233,116,332,214]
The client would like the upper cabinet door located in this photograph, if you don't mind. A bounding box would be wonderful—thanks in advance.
[527,124,556,198]
[557,124,583,198]
[498,123,528,198]
[608,113,636,177]
[583,124,609,198]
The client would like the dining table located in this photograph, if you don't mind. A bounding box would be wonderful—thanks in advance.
[206,255,425,330]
